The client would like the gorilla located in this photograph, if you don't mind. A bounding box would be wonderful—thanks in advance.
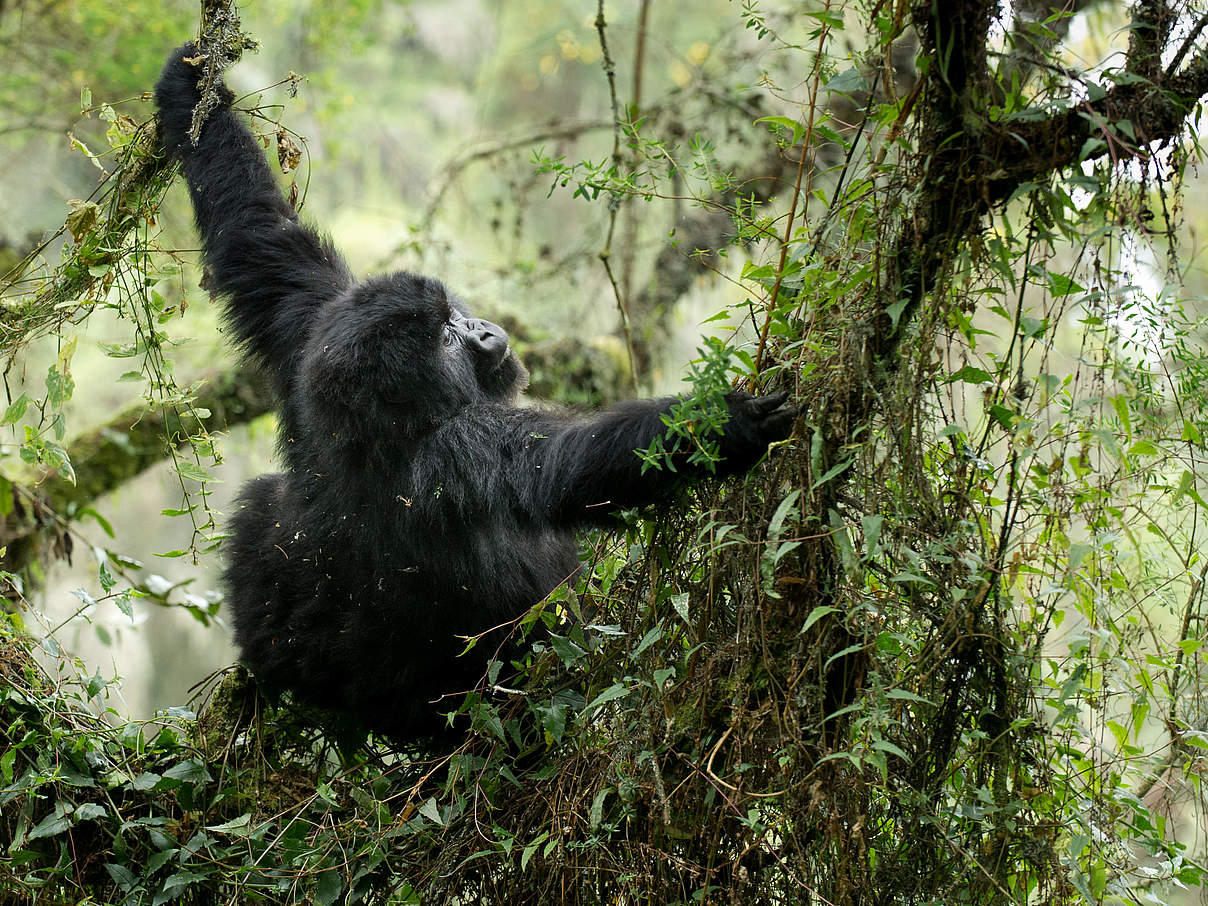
[154,44,794,741]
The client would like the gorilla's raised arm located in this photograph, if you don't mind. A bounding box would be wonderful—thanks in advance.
[532,391,795,524]
[155,45,352,384]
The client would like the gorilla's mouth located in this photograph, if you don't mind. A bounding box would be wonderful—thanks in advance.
[488,345,513,372]
[475,342,513,375]
[481,348,527,397]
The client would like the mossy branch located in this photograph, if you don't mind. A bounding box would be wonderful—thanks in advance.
[0,365,271,574]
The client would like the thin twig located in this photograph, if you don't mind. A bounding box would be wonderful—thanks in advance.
[594,0,639,394]
[1165,9,1208,78]
[419,119,612,230]
[753,0,834,375]
[617,0,652,318]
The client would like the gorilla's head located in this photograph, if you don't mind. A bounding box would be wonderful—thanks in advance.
[299,272,527,441]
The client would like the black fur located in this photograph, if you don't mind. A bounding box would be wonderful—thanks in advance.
[154,44,795,740]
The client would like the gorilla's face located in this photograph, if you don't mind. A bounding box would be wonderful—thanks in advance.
[441,309,527,402]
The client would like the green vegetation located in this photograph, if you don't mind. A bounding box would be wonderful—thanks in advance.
[3,0,1208,903]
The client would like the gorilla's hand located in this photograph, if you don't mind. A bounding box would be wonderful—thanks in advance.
[715,390,796,472]
[155,43,234,157]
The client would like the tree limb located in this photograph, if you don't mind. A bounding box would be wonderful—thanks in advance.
[991,46,1208,207]
[0,365,271,573]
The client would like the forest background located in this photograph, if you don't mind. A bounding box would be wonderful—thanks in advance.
[3,0,1208,904]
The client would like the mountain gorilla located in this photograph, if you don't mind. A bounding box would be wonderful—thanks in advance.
[154,44,795,741]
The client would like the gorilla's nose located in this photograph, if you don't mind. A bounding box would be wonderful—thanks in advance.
[466,318,509,365]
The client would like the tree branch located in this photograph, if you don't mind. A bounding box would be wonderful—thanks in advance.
[990,46,1208,207]
[872,2,1208,367]
[0,365,272,573]
[45,367,272,514]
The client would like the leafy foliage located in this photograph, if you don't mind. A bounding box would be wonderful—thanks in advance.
[4,0,1208,904]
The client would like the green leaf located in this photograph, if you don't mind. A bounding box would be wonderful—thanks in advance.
[206,813,251,835]
[316,868,342,906]
[105,863,138,892]
[1178,469,1208,508]
[1111,394,1131,435]
[872,739,911,762]
[886,688,930,703]
[1090,862,1106,898]
[1078,136,1107,160]
[888,572,935,586]
[631,625,664,658]
[131,771,162,791]
[78,507,114,537]
[73,806,106,826]
[861,514,883,556]
[540,700,567,744]
[754,115,804,146]
[548,634,585,665]
[1018,315,1047,338]
[824,67,868,95]
[801,605,839,635]
[1046,272,1085,297]
[947,365,994,385]
[810,459,852,491]
[885,298,909,329]
[768,488,802,537]
[99,342,137,358]
[175,461,214,483]
[162,759,212,785]
[583,682,630,717]
[146,849,177,874]
[160,870,208,895]
[806,8,844,28]
[988,404,1015,431]
[28,806,73,840]
[0,393,30,426]
[419,797,444,826]
[589,787,610,830]
[42,441,75,484]
[521,832,549,870]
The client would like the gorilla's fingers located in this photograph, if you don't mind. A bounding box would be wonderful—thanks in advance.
[752,390,790,413]
[764,407,797,436]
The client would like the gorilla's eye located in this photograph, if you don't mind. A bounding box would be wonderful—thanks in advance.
[442,324,455,346]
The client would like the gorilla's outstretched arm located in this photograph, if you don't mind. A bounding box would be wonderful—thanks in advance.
[533,391,795,524]
[155,44,352,384]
